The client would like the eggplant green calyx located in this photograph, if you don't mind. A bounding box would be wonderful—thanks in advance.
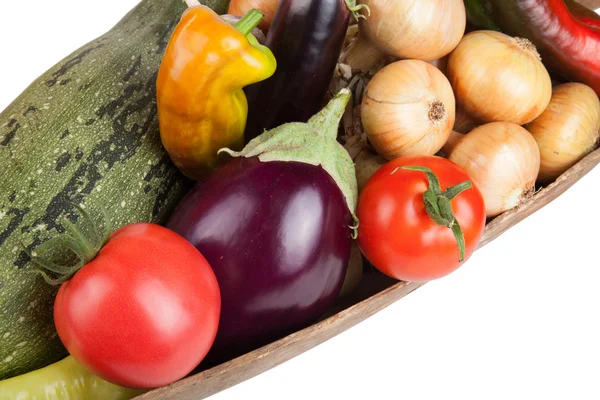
[25,202,112,285]
[219,88,359,222]
[345,0,371,20]
[402,166,473,262]
[234,9,264,36]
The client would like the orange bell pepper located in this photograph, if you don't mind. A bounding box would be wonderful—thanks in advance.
[157,7,276,179]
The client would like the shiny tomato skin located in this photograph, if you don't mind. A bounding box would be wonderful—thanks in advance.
[53,223,221,389]
[357,156,486,282]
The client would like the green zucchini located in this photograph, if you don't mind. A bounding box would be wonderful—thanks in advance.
[0,0,229,380]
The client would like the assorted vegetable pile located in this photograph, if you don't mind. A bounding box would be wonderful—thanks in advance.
[0,0,599,397]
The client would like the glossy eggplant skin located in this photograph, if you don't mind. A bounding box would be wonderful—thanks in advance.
[243,0,350,142]
[167,157,352,361]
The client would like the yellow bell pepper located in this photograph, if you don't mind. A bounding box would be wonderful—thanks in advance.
[156,6,276,179]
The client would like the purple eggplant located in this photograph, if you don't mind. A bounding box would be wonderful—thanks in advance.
[167,90,358,362]
[243,0,354,142]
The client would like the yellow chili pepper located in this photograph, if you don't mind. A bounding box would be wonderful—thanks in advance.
[156,6,276,179]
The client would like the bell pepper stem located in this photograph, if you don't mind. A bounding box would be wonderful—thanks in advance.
[235,9,265,37]
[402,166,472,262]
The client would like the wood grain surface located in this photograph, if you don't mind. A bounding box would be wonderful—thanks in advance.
[137,2,600,398]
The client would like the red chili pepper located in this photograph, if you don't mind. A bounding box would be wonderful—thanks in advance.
[565,0,600,28]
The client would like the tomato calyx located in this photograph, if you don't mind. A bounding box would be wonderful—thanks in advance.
[402,166,473,262]
[25,202,112,285]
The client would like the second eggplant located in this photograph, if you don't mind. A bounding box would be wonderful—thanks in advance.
[243,0,351,142]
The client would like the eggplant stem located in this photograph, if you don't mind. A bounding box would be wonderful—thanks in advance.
[349,215,360,240]
[308,89,352,140]
[344,0,371,20]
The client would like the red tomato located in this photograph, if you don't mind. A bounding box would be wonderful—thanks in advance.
[357,156,486,282]
[53,223,221,389]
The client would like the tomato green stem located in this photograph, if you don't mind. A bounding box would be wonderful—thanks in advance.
[62,219,96,262]
[402,166,472,262]
[27,201,112,285]
[443,181,473,200]
[235,9,265,36]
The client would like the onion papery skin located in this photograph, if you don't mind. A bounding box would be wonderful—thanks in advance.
[357,0,466,61]
[527,82,600,184]
[449,122,541,218]
[448,30,552,125]
[361,60,456,160]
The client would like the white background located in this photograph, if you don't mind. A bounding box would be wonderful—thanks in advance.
[1,2,599,399]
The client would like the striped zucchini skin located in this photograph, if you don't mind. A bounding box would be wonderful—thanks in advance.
[0,0,229,379]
